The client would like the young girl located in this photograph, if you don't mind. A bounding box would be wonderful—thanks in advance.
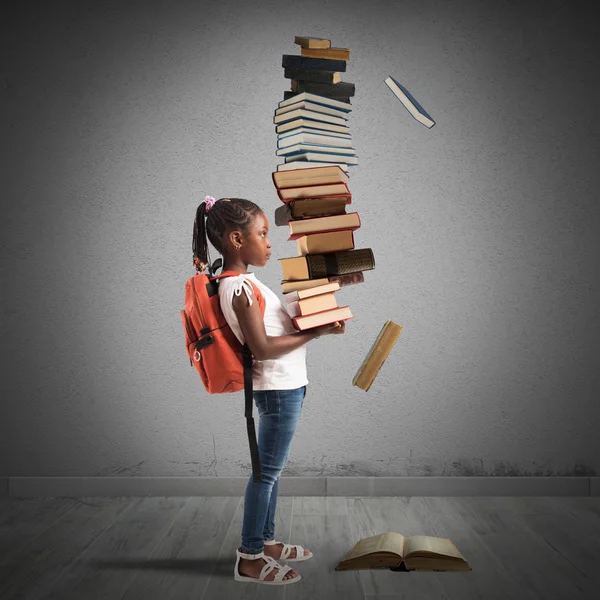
[192,195,345,586]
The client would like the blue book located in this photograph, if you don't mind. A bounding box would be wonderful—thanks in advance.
[384,76,435,128]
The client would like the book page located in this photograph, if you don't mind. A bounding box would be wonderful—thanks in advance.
[404,536,465,560]
[342,532,405,561]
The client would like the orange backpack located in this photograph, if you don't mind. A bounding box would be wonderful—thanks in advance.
[181,259,266,482]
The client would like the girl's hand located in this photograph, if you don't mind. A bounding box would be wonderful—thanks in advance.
[313,320,346,337]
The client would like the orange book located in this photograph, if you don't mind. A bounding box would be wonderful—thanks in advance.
[301,47,350,61]
[286,291,338,318]
[272,165,349,189]
[288,212,360,240]
[292,305,353,330]
[297,229,355,255]
[276,182,351,203]
[283,282,341,303]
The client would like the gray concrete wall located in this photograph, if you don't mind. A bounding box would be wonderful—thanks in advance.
[2,0,599,479]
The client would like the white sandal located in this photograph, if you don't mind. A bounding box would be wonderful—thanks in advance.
[264,539,314,562]
[234,547,301,585]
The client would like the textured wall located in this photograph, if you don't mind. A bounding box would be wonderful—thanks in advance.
[2,0,599,478]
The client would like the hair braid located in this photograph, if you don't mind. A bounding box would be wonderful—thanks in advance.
[192,197,263,273]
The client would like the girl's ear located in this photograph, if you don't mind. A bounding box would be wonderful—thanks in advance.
[228,229,243,248]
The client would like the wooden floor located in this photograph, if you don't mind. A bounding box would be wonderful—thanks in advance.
[0,495,598,599]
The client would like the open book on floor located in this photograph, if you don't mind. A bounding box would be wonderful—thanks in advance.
[335,532,472,572]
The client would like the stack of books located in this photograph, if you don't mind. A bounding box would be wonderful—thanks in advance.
[272,36,375,332]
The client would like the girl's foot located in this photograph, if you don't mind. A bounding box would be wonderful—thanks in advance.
[263,541,311,560]
[238,555,299,581]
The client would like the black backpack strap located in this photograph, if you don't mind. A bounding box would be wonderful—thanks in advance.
[242,343,262,483]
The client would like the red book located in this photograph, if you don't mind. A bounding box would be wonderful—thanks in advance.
[292,306,354,331]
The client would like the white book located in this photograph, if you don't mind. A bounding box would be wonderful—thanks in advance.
[277,161,350,173]
[277,143,356,157]
[273,108,347,126]
[384,76,435,128]
[278,91,352,113]
[278,126,352,141]
[275,100,349,120]
[277,134,354,150]
[285,152,358,165]
[276,118,350,135]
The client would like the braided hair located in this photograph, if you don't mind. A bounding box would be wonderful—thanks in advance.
[192,197,263,273]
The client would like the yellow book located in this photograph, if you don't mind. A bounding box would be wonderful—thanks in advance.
[294,36,331,49]
[335,532,472,572]
[353,320,403,391]
[301,47,351,61]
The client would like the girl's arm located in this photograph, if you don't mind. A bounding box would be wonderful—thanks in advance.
[232,289,340,360]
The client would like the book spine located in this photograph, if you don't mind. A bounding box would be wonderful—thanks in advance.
[282,54,347,72]
[284,91,351,103]
[328,271,364,287]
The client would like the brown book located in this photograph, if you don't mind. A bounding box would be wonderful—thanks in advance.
[279,248,374,280]
[292,305,353,331]
[290,197,348,219]
[294,36,331,49]
[283,282,340,303]
[288,212,360,240]
[297,229,355,255]
[272,165,348,189]
[280,271,363,293]
[276,182,351,203]
[353,321,403,392]
[335,532,472,572]
[301,47,350,61]
[286,292,338,318]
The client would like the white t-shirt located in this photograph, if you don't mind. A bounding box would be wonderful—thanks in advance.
[218,272,308,390]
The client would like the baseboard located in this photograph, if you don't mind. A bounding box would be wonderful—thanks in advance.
[4,476,598,497]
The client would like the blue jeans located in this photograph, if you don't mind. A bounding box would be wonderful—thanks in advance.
[239,385,306,554]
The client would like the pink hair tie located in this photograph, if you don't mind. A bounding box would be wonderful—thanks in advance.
[204,195,217,211]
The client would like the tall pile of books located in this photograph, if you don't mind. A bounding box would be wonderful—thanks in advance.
[272,36,375,332]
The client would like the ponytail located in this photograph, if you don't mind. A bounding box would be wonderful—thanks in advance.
[192,202,211,273]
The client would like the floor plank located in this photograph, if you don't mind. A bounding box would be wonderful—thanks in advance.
[0,497,80,562]
[0,497,134,600]
[118,497,240,600]
[37,497,189,600]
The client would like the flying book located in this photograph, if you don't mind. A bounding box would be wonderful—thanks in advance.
[287,212,359,239]
[297,229,355,255]
[335,532,471,572]
[278,91,352,113]
[283,282,341,303]
[292,305,353,331]
[281,271,364,294]
[282,54,347,73]
[384,76,435,128]
[277,161,350,173]
[300,46,350,61]
[272,165,349,188]
[275,100,350,120]
[294,36,331,49]
[353,320,403,392]
[276,182,351,203]
[279,247,374,280]
[273,109,348,126]
[285,152,358,165]
[276,118,350,135]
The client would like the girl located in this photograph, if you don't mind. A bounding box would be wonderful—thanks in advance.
[192,195,345,586]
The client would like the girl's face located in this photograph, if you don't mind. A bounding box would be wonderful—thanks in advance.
[242,211,272,267]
